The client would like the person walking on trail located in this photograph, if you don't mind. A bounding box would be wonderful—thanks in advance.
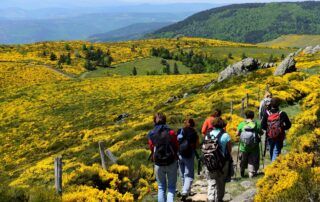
[147,113,178,202]
[201,109,223,137]
[261,98,291,162]
[202,117,232,202]
[259,91,272,121]
[237,110,262,178]
[177,118,199,200]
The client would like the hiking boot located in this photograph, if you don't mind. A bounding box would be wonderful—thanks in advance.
[181,193,188,201]
[241,170,245,178]
[249,172,254,178]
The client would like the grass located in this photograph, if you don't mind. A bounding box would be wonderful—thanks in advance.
[301,66,320,75]
[259,34,320,48]
[200,46,293,63]
[82,57,190,78]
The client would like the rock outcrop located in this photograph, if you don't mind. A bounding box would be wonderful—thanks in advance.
[218,58,260,82]
[261,62,275,69]
[274,53,296,76]
[303,45,320,54]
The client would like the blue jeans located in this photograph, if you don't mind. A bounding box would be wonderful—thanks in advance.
[268,139,283,162]
[179,153,195,194]
[155,161,178,202]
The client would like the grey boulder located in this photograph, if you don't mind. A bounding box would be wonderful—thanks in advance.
[218,58,260,82]
[274,53,296,76]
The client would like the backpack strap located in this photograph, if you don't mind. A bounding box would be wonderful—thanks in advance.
[216,129,225,140]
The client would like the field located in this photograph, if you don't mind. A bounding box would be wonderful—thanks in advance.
[259,34,320,48]
[0,38,319,201]
[82,57,190,78]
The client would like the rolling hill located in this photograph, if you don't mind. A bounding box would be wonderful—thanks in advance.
[88,22,172,42]
[150,1,320,43]
[259,34,320,48]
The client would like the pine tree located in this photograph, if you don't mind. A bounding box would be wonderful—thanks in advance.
[268,54,274,63]
[66,53,72,65]
[82,44,88,51]
[84,59,95,71]
[132,66,137,76]
[241,52,247,59]
[173,63,180,74]
[50,52,57,61]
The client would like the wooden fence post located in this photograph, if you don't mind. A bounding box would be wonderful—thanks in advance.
[54,156,62,196]
[230,101,233,115]
[241,98,245,117]
[105,149,117,165]
[246,93,249,108]
[99,141,107,170]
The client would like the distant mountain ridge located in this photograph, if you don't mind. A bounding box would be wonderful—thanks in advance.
[88,22,172,42]
[150,1,320,43]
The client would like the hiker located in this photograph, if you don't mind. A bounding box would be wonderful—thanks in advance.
[259,91,272,120]
[237,110,262,178]
[262,98,291,162]
[201,109,222,137]
[177,118,199,200]
[202,117,232,202]
[147,113,178,202]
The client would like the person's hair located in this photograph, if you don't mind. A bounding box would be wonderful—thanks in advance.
[265,91,272,98]
[211,109,222,117]
[153,112,166,125]
[270,97,281,109]
[245,110,255,119]
[184,118,195,128]
[211,117,226,129]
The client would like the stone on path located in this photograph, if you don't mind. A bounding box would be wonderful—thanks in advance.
[240,181,254,189]
[231,188,256,202]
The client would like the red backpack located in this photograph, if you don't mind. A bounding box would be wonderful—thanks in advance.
[267,111,284,140]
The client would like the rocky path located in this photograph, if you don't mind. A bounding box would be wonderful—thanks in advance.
[184,141,272,202]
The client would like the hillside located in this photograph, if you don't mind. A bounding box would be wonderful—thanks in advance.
[0,38,319,201]
[259,34,320,48]
[88,22,172,42]
[150,1,320,43]
[0,37,292,78]
[0,13,187,44]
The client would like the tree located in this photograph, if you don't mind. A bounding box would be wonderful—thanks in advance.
[228,52,233,59]
[173,63,180,74]
[66,53,72,65]
[58,54,66,64]
[65,43,71,51]
[163,63,171,75]
[132,66,137,76]
[268,54,274,63]
[50,52,57,61]
[161,59,168,66]
[84,59,96,71]
[241,52,247,59]
[82,44,88,51]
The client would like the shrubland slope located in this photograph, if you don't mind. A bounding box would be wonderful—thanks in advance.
[0,39,319,201]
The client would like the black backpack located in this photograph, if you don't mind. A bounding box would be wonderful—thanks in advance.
[178,128,193,158]
[201,130,226,172]
[152,126,176,166]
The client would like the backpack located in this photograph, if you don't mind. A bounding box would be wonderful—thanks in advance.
[267,111,284,140]
[178,128,193,158]
[240,121,258,147]
[152,126,176,166]
[201,130,226,172]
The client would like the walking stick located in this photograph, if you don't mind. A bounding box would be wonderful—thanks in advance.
[235,142,240,178]
[260,139,264,169]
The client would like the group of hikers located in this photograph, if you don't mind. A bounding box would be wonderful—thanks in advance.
[147,92,292,202]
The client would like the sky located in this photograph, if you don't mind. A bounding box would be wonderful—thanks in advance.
[0,0,317,9]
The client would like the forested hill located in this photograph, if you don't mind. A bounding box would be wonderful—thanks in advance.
[149,1,320,43]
